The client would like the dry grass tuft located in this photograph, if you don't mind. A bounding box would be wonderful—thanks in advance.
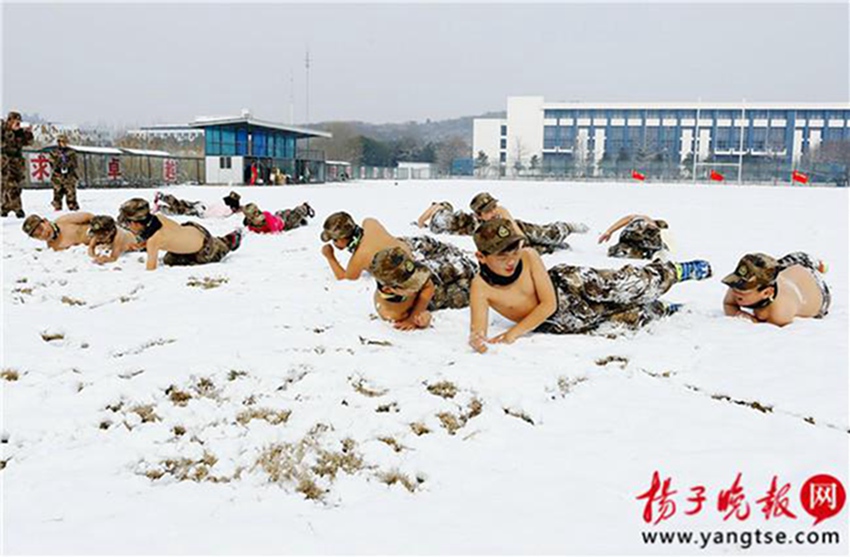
[410,422,431,436]
[376,402,399,413]
[130,404,160,423]
[187,276,229,289]
[437,412,463,435]
[377,436,405,453]
[556,376,589,396]
[166,386,192,407]
[236,408,292,426]
[504,407,535,425]
[228,369,248,381]
[595,355,629,367]
[377,470,418,493]
[427,381,458,399]
[350,376,388,398]
[41,332,65,342]
[173,425,186,436]
[60,296,86,306]
[1,369,20,382]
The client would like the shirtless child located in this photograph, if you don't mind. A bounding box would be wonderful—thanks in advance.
[87,215,143,264]
[722,252,830,326]
[320,211,410,280]
[22,212,93,251]
[470,192,589,254]
[371,241,478,330]
[415,201,478,236]
[598,214,671,259]
[118,198,242,271]
[468,219,712,353]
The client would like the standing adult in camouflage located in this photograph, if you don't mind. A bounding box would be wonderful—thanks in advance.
[118,198,242,270]
[598,214,670,259]
[50,135,80,211]
[1,111,34,218]
[416,201,478,236]
[467,219,713,352]
[469,192,589,255]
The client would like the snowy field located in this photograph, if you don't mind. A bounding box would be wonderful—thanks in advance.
[1,179,848,554]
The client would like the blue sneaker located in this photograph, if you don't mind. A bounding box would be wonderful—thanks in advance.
[675,260,712,282]
[664,302,684,316]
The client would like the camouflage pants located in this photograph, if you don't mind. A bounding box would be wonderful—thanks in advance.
[777,252,831,318]
[608,219,666,260]
[163,222,232,266]
[429,207,478,236]
[1,154,25,214]
[158,193,205,217]
[401,236,479,310]
[51,175,79,210]
[536,260,679,334]
[275,204,312,230]
[517,219,587,255]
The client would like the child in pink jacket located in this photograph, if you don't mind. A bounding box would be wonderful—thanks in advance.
[243,202,315,234]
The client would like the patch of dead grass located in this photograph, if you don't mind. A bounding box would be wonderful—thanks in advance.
[427,380,457,399]
[410,422,431,436]
[60,296,86,306]
[187,276,229,289]
[377,470,418,493]
[236,408,292,426]
[1,369,20,382]
[350,376,388,398]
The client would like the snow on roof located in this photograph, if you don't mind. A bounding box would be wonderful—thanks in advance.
[189,116,332,139]
[326,160,352,166]
[120,148,172,157]
[63,145,123,155]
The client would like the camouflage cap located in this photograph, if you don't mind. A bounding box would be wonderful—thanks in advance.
[22,215,44,237]
[57,134,69,144]
[722,253,779,290]
[7,111,22,121]
[89,215,117,235]
[435,201,454,212]
[223,191,241,209]
[370,247,430,291]
[470,192,498,215]
[321,211,357,242]
[118,198,151,224]
[473,218,524,255]
[242,203,265,226]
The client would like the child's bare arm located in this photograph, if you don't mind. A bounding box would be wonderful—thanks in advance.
[468,277,490,353]
[493,251,557,343]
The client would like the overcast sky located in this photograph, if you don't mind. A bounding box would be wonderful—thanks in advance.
[2,2,848,128]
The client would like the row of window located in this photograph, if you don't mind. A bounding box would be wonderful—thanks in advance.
[542,109,850,121]
[205,126,298,158]
[540,125,849,152]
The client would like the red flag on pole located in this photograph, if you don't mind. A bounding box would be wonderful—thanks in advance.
[631,170,646,181]
[710,169,724,182]
[791,170,809,184]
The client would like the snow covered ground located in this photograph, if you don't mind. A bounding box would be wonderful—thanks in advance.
[2,179,847,554]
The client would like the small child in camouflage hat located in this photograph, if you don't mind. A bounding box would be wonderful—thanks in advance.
[468,218,713,352]
[118,198,242,270]
[722,252,830,326]
[21,211,94,251]
[598,214,672,260]
[320,211,409,281]
[469,191,589,255]
[86,215,144,264]
[243,201,315,234]
[415,201,478,236]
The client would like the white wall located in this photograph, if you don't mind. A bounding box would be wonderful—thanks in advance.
[506,96,544,173]
[205,156,244,185]
[472,119,504,176]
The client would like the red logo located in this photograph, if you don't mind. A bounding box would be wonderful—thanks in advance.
[107,157,121,180]
[800,474,846,526]
[30,154,52,181]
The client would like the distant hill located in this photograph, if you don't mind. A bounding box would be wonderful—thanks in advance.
[311,111,505,143]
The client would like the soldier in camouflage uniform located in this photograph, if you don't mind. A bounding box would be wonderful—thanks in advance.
[470,192,589,255]
[416,201,478,236]
[598,214,670,259]
[1,111,34,218]
[467,219,713,352]
[49,135,80,211]
[371,240,478,330]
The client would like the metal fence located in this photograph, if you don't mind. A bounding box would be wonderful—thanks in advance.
[23,149,205,189]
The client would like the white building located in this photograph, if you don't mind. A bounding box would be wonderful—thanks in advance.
[473,96,850,177]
